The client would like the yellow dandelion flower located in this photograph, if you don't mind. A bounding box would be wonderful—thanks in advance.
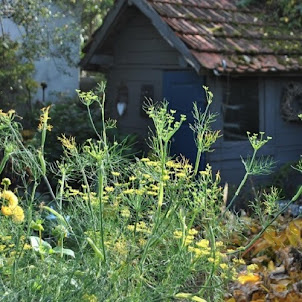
[220,263,228,270]
[215,241,224,247]
[2,190,18,207]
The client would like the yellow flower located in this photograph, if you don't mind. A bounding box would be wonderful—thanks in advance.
[12,206,25,223]
[2,190,18,207]
[111,171,120,176]
[58,134,76,151]
[123,189,134,194]
[1,206,13,216]
[219,263,228,270]
[38,106,52,132]
[129,176,136,181]
[82,294,98,302]
[120,208,130,218]
[141,158,150,162]
[105,186,114,193]
[176,172,186,178]
[247,264,259,272]
[147,191,158,196]
[196,239,209,248]
[127,225,135,231]
[188,228,198,236]
[23,243,32,250]
[215,241,224,247]
[173,230,183,239]
[162,175,170,181]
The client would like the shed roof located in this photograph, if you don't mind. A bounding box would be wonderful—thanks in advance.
[81,0,302,74]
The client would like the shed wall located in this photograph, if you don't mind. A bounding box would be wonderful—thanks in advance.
[207,76,302,186]
[105,11,187,148]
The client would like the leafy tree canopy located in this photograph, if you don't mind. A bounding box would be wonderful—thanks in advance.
[1,0,114,65]
[238,0,302,28]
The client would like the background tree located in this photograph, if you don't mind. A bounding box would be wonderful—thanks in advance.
[239,0,302,28]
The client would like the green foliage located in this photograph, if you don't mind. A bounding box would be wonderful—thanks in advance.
[42,99,102,163]
[239,0,302,28]
[0,85,301,301]
[0,36,37,110]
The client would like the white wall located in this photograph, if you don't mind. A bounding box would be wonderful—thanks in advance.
[2,14,80,104]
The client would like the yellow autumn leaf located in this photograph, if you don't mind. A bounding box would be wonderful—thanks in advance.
[286,222,300,247]
[237,273,261,285]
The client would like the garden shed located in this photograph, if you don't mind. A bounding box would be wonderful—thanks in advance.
[81,0,302,184]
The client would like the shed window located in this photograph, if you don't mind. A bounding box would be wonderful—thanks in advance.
[222,78,259,141]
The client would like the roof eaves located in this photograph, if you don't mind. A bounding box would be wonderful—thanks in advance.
[130,0,202,73]
[80,0,127,69]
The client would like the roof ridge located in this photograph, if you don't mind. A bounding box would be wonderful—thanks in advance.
[147,0,256,13]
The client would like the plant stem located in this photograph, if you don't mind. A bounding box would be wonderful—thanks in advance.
[230,185,302,254]
[87,105,102,141]
[194,148,202,175]
[98,168,106,263]
[221,149,257,217]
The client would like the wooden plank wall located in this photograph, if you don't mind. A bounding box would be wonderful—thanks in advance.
[207,76,302,186]
[105,10,183,148]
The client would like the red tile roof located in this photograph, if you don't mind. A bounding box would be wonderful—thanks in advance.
[147,0,302,73]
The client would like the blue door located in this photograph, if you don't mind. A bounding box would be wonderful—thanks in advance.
[163,70,205,165]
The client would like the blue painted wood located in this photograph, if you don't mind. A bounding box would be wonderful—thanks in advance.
[163,70,205,166]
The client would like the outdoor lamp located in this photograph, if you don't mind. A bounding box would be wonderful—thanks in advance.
[116,85,128,117]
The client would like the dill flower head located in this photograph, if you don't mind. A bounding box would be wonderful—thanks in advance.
[58,134,77,151]
[1,190,18,207]
[38,106,52,131]
[1,178,11,187]
[82,294,98,302]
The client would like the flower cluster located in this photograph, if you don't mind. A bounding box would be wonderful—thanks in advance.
[0,184,24,224]
[38,106,53,132]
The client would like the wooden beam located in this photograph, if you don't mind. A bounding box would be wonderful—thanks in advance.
[90,54,114,67]
[80,0,127,69]
[129,0,201,74]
